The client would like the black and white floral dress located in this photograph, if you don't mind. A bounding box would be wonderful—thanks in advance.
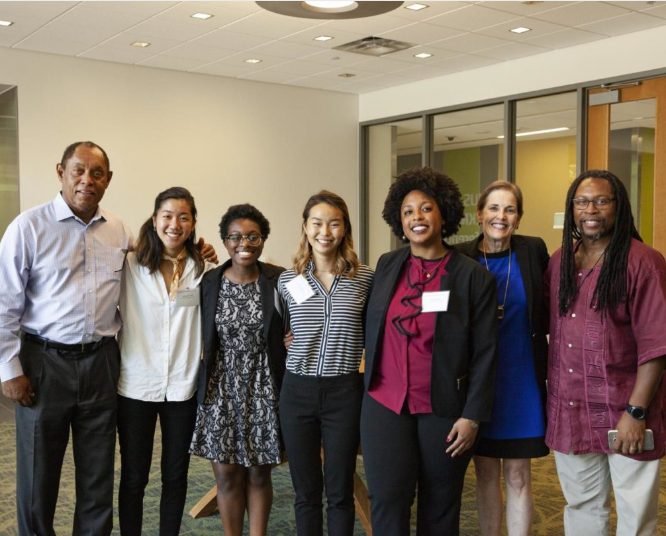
[190,277,281,466]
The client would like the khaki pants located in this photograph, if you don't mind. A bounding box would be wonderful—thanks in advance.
[554,450,660,536]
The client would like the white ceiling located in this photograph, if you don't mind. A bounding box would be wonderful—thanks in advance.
[1,1,665,94]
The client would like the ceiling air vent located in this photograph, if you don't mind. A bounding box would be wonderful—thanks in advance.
[333,36,415,57]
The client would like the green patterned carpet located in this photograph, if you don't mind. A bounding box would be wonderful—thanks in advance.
[1,420,666,534]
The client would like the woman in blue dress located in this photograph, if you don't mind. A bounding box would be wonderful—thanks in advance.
[456,181,549,536]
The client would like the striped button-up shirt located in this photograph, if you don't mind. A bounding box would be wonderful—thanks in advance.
[0,193,133,381]
[278,261,373,377]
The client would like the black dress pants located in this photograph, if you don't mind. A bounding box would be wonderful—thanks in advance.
[15,337,119,536]
[117,394,198,536]
[279,371,363,536]
[360,392,474,536]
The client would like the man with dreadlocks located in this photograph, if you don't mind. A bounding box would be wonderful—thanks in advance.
[544,169,666,535]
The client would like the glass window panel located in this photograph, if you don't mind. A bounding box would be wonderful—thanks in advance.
[515,92,577,253]
[366,118,422,268]
[0,86,19,237]
[609,99,655,245]
[432,104,504,245]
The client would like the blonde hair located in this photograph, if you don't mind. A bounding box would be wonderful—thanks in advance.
[292,190,361,278]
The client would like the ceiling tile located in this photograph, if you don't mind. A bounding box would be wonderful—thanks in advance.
[532,2,632,26]
[578,12,666,36]
[475,17,569,42]
[136,54,210,71]
[154,2,250,28]
[192,29,273,51]
[84,2,178,17]
[287,77,346,90]
[391,2,471,21]
[191,61,259,77]
[14,37,94,56]
[644,4,666,18]
[0,16,52,47]
[0,2,78,21]
[429,32,511,53]
[250,39,323,60]
[523,28,606,49]
[102,33,183,54]
[323,14,412,35]
[165,42,236,62]
[328,80,386,94]
[605,2,666,12]
[379,21,465,44]
[349,57,415,74]
[426,5,522,32]
[280,27,367,48]
[52,5,151,33]
[267,59,333,76]
[361,72,421,88]
[210,2,263,15]
[128,18,214,42]
[18,21,118,46]
[239,70,301,83]
[304,49,368,67]
[478,2,576,17]
[476,41,550,60]
[223,10,318,39]
[79,45,153,64]
[432,53,502,71]
[315,67,386,81]
[215,52,289,69]
[384,46,459,63]
[392,64,456,79]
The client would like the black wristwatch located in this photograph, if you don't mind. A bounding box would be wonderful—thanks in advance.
[626,404,647,420]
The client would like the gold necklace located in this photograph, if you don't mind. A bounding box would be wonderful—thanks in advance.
[412,253,448,279]
[482,239,511,320]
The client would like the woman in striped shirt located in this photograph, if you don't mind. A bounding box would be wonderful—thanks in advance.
[277,190,373,536]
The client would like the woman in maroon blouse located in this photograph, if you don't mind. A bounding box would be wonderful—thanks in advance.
[361,167,498,535]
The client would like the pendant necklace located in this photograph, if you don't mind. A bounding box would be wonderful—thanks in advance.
[412,252,448,280]
[576,248,606,292]
[482,239,511,320]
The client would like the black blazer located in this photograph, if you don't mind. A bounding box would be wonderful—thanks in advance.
[364,247,499,422]
[196,260,287,404]
[455,234,550,416]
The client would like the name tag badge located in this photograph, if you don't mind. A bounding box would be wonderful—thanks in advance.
[175,288,200,307]
[422,291,450,313]
[285,275,315,305]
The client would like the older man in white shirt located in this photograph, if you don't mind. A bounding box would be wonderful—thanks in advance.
[0,141,133,536]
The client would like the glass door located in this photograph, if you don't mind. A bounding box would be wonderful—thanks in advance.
[587,76,666,252]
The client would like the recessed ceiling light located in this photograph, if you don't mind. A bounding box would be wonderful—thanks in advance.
[191,12,213,20]
[510,27,532,34]
[314,35,334,42]
[405,3,429,11]
[245,58,262,64]
[0,20,14,27]
[414,52,432,59]
[131,41,150,48]
[498,127,570,139]
[338,73,356,78]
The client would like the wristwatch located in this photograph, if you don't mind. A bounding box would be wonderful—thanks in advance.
[626,404,647,420]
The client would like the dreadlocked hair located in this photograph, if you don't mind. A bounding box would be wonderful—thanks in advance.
[558,169,642,317]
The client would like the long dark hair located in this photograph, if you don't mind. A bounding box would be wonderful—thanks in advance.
[135,187,205,277]
[558,169,641,317]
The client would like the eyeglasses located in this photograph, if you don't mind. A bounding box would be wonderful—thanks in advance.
[224,234,264,246]
[572,197,616,209]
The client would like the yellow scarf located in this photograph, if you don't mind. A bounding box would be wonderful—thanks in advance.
[163,249,187,301]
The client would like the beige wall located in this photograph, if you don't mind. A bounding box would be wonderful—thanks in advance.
[515,136,577,254]
[0,47,359,268]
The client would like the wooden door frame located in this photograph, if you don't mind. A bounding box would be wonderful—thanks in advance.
[587,77,666,253]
